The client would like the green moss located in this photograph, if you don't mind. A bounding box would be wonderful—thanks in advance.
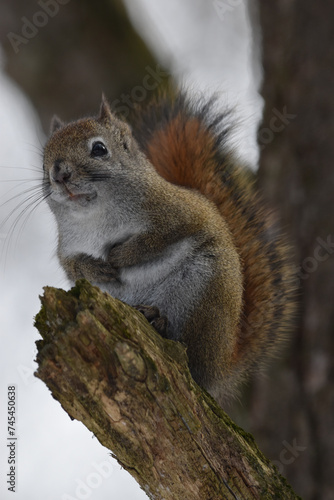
[69,280,83,299]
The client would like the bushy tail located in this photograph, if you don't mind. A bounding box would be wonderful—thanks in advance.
[131,93,296,378]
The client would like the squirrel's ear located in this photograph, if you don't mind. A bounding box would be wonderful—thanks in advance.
[98,94,113,125]
[50,115,64,134]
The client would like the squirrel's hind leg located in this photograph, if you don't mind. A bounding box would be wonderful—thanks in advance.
[134,304,168,337]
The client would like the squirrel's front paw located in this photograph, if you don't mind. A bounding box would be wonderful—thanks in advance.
[134,304,168,337]
[72,254,119,283]
[92,261,120,283]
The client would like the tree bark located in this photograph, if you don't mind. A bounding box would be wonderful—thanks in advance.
[34,279,300,500]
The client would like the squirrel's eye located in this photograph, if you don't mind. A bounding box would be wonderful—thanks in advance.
[91,141,108,158]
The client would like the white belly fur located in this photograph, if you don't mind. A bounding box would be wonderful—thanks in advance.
[99,238,214,339]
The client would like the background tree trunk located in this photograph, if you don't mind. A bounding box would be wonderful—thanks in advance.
[34,279,301,500]
[240,2,334,499]
[0,0,159,127]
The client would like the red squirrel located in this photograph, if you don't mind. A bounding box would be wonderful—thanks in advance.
[42,93,295,404]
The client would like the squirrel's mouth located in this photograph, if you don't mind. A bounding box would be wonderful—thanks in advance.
[50,184,97,205]
[67,191,97,202]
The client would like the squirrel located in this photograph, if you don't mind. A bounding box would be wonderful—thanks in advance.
[42,92,295,404]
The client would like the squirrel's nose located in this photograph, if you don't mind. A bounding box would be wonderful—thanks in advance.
[51,159,72,184]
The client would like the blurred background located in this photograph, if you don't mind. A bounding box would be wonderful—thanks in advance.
[0,1,333,499]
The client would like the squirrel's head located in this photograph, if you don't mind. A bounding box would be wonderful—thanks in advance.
[43,96,148,214]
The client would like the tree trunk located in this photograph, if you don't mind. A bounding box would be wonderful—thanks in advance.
[245,2,334,499]
[34,279,300,500]
[0,0,159,128]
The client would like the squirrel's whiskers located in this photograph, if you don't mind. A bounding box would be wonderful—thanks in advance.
[0,170,49,266]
